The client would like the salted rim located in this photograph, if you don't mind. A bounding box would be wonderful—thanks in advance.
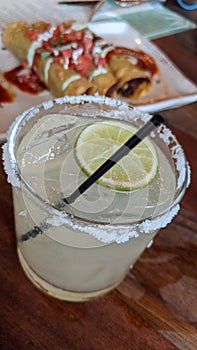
[2,95,191,244]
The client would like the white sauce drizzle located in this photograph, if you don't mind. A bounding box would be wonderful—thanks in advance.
[89,67,108,81]
[100,46,114,58]
[59,43,76,51]
[44,58,53,84]
[53,49,59,56]
[27,26,56,67]
[94,39,108,47]
[128,56,138,65]
[27,41,42,67]
[92,40,114,58]
[72,47,83,65]
[84,30,94,40]
[63,57,69,70]
[61,74,81,91]
[71,22,87,31]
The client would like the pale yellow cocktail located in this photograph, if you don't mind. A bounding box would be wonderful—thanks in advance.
[3,96,190,301]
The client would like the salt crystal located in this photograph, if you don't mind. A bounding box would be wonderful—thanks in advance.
[147,240,153,248]
[186,163,191,188]
[1,143,20,187]
[43,100,54,110]
[140,204,180,234]
[18,210,26,216]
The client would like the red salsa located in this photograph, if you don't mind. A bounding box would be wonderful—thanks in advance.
[4,66,46,95]
[0,83,15,103]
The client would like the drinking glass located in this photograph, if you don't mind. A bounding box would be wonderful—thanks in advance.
[3,95,190,301]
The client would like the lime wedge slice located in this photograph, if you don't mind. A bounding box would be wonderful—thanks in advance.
[74,120,158,191]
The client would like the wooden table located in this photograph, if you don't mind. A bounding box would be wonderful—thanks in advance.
[0,2,197,349]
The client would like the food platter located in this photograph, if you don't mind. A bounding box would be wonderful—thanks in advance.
[0,21,197,138]
[89,22,197,111]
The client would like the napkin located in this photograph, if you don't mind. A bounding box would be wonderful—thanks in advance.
[91,1,197,39]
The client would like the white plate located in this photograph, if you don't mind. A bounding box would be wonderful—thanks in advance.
[0,21,197,137]
[89,22,197,111]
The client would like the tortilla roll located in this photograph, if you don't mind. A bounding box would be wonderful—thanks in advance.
[89,67,117,97]
[35,56,96,97]
[3,21,96,97]
[3,21,158,100]
[2,21,48,62]
[108,54,152,99]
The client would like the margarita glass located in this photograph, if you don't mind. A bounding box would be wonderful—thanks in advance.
[3,95,190,301]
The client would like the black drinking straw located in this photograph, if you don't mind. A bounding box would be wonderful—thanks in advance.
[20,114,164,242]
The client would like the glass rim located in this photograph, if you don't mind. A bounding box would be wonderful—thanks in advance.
[3,95,190,243]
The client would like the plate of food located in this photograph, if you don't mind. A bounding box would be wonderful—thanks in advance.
[0,20,197,138]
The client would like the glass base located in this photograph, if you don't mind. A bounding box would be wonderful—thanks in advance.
[17,250,121,302]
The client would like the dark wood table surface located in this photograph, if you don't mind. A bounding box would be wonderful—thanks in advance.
[0,2,197,349]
